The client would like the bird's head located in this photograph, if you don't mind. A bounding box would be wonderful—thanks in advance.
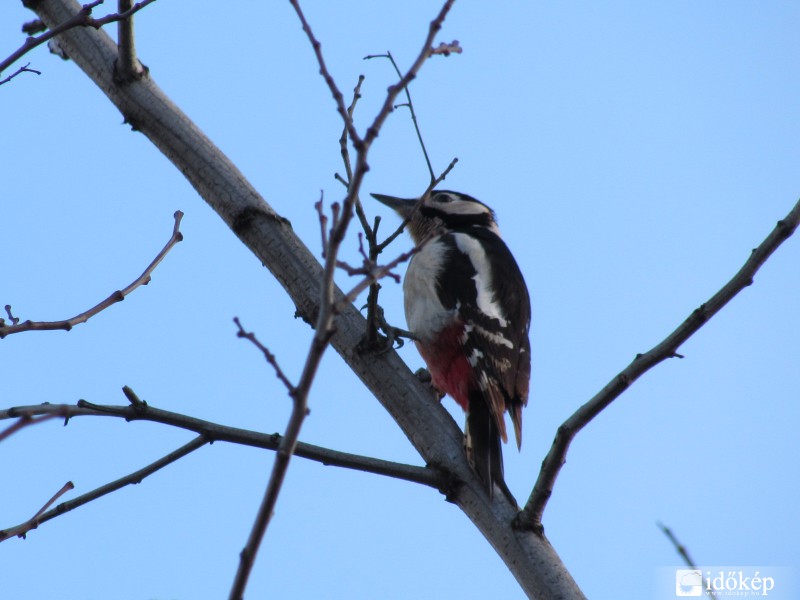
[371,190,499,243]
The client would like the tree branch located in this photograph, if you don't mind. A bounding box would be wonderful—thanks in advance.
[1,0,156,78]
[0,435,207,542]
[0,411,63,443]
[364,50,436,182]
[657,521,699,569]
[658,522,718,599]
[1,401,441,487]
[517,198,800,531]
[233,318,295,393]
[0,62,41,85]
[115,0,145,82]
[24,1,584,596]
[0,210,183,338]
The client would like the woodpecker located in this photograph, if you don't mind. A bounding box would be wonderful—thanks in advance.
[372,190,531,501]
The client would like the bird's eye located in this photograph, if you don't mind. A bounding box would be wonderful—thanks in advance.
[434,193,453,203]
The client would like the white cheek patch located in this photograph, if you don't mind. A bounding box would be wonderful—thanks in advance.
[452,233,507,326]
[445,201,488,216]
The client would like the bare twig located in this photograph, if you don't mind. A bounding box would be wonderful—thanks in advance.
[115,0,144,82]
[335,233,400,281]
[658,522,717,599]
[337,75,365,194]
[0,0,157,78]
[314,194,330,258]
[345,90,377,244]
[0,210,183,338]
[29,481,76,522]
[0,481,76,541]
[233,318,295,393]
[1,401,440,488]
[657,521,699,568]
[336,75,384,346]
[0,412,61,443]
[516,198,800,531]
[3,305,19,325]
[288,1,361,150]
[0,62,41,86]
[364,50,436,182]
[229,219,335,600]
[374,156,459,254]
[356,43,459,348]
[339,235,429,307]
[0,436,207,542]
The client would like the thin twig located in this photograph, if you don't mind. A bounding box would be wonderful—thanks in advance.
[314,194,330,259]
[115,0,144,82]
[1,401,440,488]
[364,50,435,182]
[0,0,157,78]
[0,436,207,542]
[657,521,699,568]
[658,522,718,599]
[345,84,375,243]
[339,234,430,307]
[335,232,400,282]
[29,481,76,522]
[374,156,458,254]
[0,62,41,86]
[516,198,800,531]
[288,1,361,149]
[233,318,295,393]
[0,480,76,541]
[229,215,335,600]
[337,75,365,193]
[336,75,384,347]
[0,210,183,338]
[0,412,61,443]
[352,46,458,343]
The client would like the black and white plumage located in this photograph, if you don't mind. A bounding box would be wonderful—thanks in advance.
[372,190,531,501]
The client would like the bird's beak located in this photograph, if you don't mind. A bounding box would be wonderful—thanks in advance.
[370,193,418,219]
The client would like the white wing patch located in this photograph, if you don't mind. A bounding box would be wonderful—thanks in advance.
[453,233,507,327]
[463,322,513,350]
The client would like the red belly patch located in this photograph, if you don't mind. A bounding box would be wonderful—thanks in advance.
[416,321,473,412]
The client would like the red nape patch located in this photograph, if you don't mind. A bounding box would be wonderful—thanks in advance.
[416,321,473,411]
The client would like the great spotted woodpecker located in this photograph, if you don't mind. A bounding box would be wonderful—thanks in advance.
[372,190,531,501]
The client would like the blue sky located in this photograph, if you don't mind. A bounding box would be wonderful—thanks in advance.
[2,2,799,598]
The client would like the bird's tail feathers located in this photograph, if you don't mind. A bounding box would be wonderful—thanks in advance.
[465,394,517,506]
